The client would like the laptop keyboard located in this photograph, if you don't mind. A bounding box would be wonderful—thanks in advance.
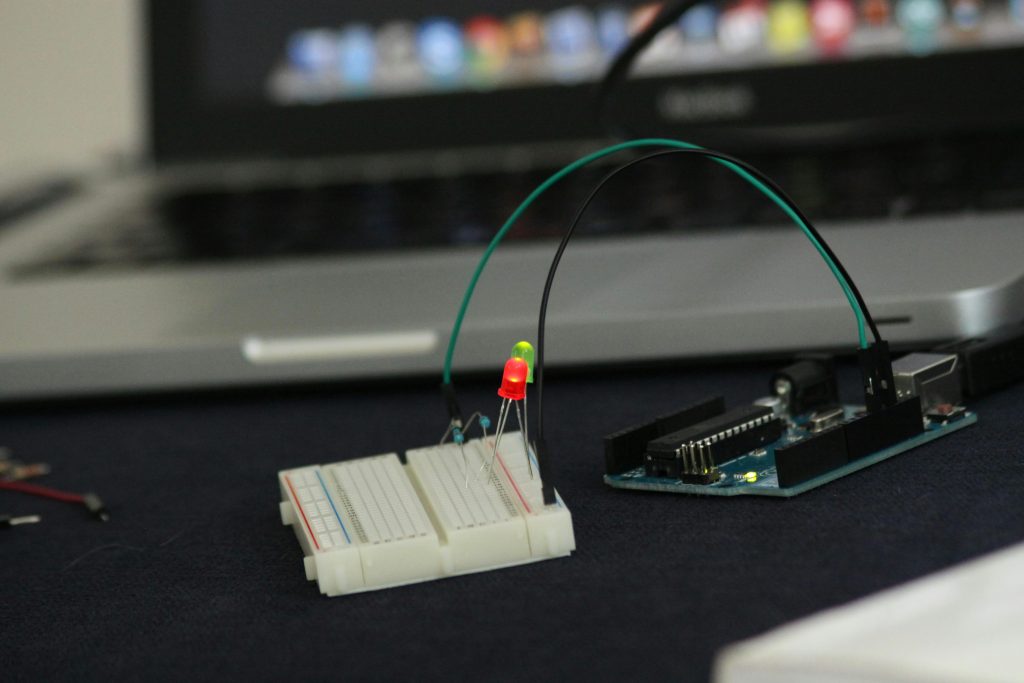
[12,134,1024,278]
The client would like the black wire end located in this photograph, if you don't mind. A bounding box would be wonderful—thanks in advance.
[535,438,557,506]
[440,381,464,427]
[858,341,899,413]
[83,493,109,522]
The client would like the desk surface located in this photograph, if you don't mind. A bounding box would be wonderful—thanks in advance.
[4,361,1023,682]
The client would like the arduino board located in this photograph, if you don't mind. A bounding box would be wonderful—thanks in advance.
[604,353,978,497]
[606,402,976,497]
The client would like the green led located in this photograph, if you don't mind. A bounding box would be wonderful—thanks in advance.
[511,341,535,383]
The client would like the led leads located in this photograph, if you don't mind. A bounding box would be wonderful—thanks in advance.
[510,341,536,475]
[486,350,535,482]
[442,342,537,489]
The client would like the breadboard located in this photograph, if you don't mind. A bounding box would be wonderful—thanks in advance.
[279,431,574,596]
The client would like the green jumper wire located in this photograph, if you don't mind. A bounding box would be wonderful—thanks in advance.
[441,138,870,385]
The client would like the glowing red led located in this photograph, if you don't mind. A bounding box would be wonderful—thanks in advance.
[497,357,528,401]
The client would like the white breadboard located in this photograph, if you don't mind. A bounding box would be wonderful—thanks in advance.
[278,431,575,596]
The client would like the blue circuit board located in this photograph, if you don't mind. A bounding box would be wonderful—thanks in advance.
[604,406,977,497]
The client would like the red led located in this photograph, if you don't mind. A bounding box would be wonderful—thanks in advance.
[497,357,528,401]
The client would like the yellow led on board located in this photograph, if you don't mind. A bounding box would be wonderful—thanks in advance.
[511,341,535,383]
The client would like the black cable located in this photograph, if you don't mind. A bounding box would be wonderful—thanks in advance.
[533,147,883,504]
[595,2,983,143]
[596,0,700,137]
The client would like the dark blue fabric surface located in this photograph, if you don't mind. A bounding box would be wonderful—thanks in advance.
[3,361,1023,682]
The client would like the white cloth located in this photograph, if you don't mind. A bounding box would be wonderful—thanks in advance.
[714,541,1024,683]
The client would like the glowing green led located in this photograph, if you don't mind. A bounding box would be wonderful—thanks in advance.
[511,341,535,383]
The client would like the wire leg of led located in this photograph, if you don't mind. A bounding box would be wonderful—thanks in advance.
[487,401,511,481]
[515,400,533,479]
[482,400,508,472]
[484,399,511,483]
[524,392,534,475]
[483,403,507,479]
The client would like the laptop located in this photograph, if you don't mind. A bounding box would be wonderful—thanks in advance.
[1,0,1022,400]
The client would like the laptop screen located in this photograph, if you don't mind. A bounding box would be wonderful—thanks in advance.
[197,0,1024,107]
[149,1,1024,160]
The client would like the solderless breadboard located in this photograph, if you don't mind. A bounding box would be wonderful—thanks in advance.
[278,431,575,596]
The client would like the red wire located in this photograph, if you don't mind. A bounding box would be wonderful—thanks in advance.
[0,479,85,504]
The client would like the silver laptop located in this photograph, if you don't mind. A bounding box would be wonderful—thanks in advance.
[1,0,1023,400]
